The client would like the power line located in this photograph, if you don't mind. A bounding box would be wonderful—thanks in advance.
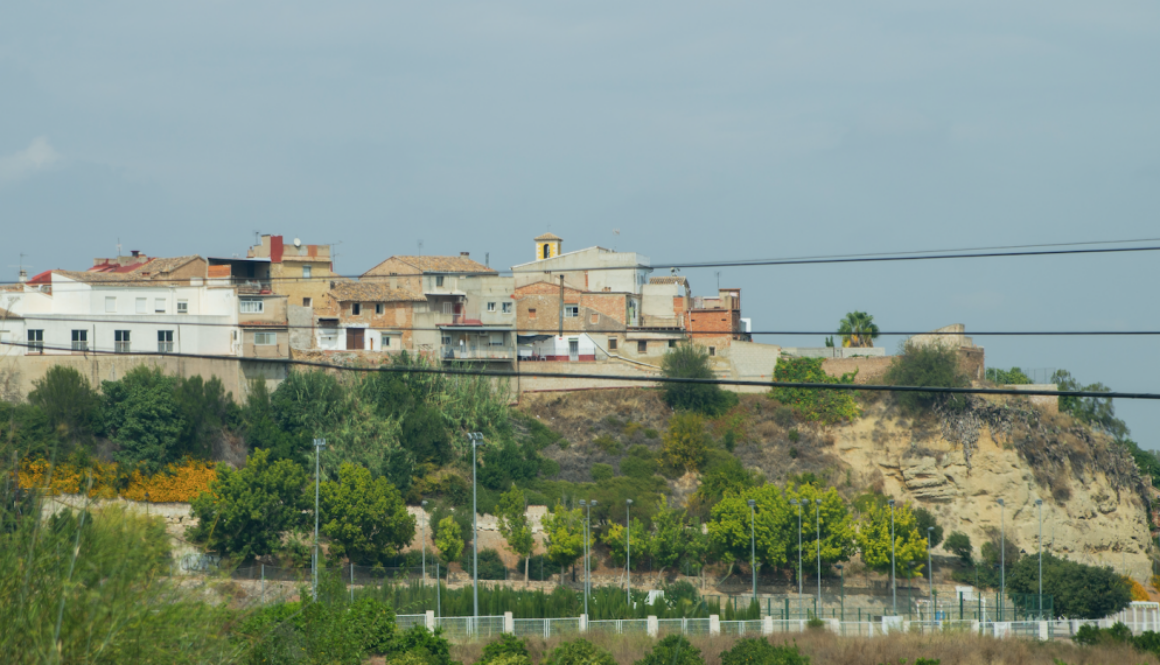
[4,341,1158,401]
[4,239,1159,287]
[8,314,1160,337]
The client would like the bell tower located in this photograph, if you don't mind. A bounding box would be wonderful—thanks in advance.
[534,232,562,261]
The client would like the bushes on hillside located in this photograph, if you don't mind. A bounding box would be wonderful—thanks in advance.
[884,342,968,413]
[720,638,810,665]
[661,343,737,416]
[636,635,703,665]
[543,638,618,665]
[1007,552,1131,619]
[770,357,859,425]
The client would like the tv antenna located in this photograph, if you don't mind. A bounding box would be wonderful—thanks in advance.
[715,271,721,290]
[418,239,424,254]
[8,253,31,283]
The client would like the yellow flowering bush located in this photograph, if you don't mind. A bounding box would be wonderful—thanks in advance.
[16,458,216,503]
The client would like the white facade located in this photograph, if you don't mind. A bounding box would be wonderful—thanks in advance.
[0,275,240,358]
[512,246,651,294]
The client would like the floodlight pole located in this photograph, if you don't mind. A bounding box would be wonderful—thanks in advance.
[626,498,633,609]
[421,499,429,586]
[470,432,483,624]
[816,498,822,614]
[313,438,326,602]
[888,499,896,616]
[927,527,935,618]
[1036,498,1044,619]
[998,498,1005,622]
[580,499,589,618]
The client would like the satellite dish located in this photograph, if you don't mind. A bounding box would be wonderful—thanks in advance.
[293,238,302,247]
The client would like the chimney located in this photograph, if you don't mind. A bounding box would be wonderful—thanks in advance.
[460,252,470,258]
[18,268,28,283]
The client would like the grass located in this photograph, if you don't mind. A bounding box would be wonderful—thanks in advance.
[448,631,1159,665]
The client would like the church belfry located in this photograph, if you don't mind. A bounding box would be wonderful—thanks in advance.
[534,232,562,261]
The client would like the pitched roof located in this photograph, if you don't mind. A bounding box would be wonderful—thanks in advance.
[363,255,497,276]
[330,281,426,303]
[649,276,688,286]
[129,255,201,275]
[534,232,562,241]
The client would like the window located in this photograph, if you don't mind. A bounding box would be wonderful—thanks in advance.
[528,308,537,320]
[668,340,677,348]
[154,298,166,313]
[608,338,618,351]
[502,302,512,313]
[71,330,88,351]
[27,329,43,354]
[157,330,174,353]
[302,265,312,279]
[240,299,264,314]
[441,335,452,345]
[135,298,146,314]
[382,334,391,348]
[115,330,131,353]
[489,332,504,347]
[375,303,384,315]
[303,297,312,307]
[708,346,716,357]
[177,300,188,314]
[435,275,444,287]
[441,302,452,315]
[352,303,362,315]
[254,332,277,346]
[564,306,579,318]
[637,340,647,353]
[487,302,496,312]
[105,296,117,313]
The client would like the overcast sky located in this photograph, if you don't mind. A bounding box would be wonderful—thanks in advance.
[2,2,1158,446]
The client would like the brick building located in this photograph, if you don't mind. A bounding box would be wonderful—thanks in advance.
[317,281,424,352]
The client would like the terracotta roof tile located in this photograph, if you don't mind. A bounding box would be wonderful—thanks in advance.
[330,281,426,302]
[534,232,562,241]
[649,276,689,286]
[364,255,496,276]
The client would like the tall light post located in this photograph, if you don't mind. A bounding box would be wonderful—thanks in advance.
[626,498,633,610]
[747,499,757,603]
[421,499,429,587]
[313,438,326,601]
[1036,498,1044,619]
[815,498,822,615]
[589,500,597,601]
[836,563,844,621]
[579,499,590,618]
[997,498,1005,621]
[927,526,935,620]
[791,498,803,617]
[469,432,483,623]
[888,498,896,616]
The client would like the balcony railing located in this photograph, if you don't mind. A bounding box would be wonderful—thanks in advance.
[71,341,88,352]
[158,342,175,354]
[115,342,131,353]
[234,278,272,294]
[441,346,514,360]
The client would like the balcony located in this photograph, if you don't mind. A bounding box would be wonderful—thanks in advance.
[234,278,272,294]
[115,342,131,353]
[441,345,514,361]
[71,341,88,352]
[158,342,175,354]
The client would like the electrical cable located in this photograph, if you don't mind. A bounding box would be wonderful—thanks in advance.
[3,340,1158,401]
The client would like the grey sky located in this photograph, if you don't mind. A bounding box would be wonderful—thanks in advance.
[2,2,1158,445]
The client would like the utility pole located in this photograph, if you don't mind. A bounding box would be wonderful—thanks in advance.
[469,432,483,626]
[815,498,822,615]
[927,527,935,618]
[579,500,590,618]
[889,499,896,616]
[1036,498,1044,619]
[998,498,1005,622]
[747,499,757,603]
[313,439,326,601]
[626,499,633,609]
[421,499,429,586]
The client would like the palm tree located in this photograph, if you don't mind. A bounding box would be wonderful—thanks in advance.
[837,311,879,348]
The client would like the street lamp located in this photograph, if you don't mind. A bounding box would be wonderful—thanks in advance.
[469,432,484,623]
[421,499,429,586]
[747,499,757,603]
[836,563,844,621]
[1036,498,1044,619]
[927,526,935,616]
[313,438,326,601]
[888,498,896,616]
[997,498,1005,621]
[626,499,633,610]
[579,499,591,618]
[790,498,803,618]
[815,498,822,616]
[907,561,919,617]
[589,500,597,601]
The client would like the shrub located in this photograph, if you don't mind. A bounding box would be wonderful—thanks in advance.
[27,365,99,452]
[662,413,710,472]
[1007,552,1131,618]
[884,342,968,414]
[661,343,737,416]
[543,638,618,665]
[591,463,615,482]
[945,531,972,565]
[480,633,530,665]
[787,428,800,442]
[772,405,795,428]
[913,506,944,548]
[806,616,826,630]
[721,637,811,665]
[635,634,703,665]
[771,357,859,425]
[460,548,507,580]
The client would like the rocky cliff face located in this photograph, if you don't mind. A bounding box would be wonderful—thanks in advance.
[836,398,1152,580]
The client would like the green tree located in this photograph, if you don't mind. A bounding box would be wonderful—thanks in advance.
[884,342,968,414]
[634,634,704,665]
[662,412,710,472]
[986,367,1033,385]
[771,357,859,425]
[1007,552,1131,619]
[27,365,100,452]
[660,343,736,416]
[784,483,856,572]
[855,500,928,578]
[435,515,464,565]
[497,485,535,585]
[720,638,809,665]
[542,503,585,585]
[543,638,618,665]
[837,311,879,348]
[243,378,308,462]
[320,462,416,565]
[101,366,185,472]
[913,506,944,549]
[945,531,973,565]
[187,448,310,561]
[602,518,648,569]
[707,484,794,575]
[172,374,237,460]
[648,500,692,577]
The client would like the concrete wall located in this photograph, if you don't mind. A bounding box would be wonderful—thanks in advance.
[781,347,888,359]
[0,353,287,402]
[288,305,313,351]
[517,360,660,393]
[821,356,894,384]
